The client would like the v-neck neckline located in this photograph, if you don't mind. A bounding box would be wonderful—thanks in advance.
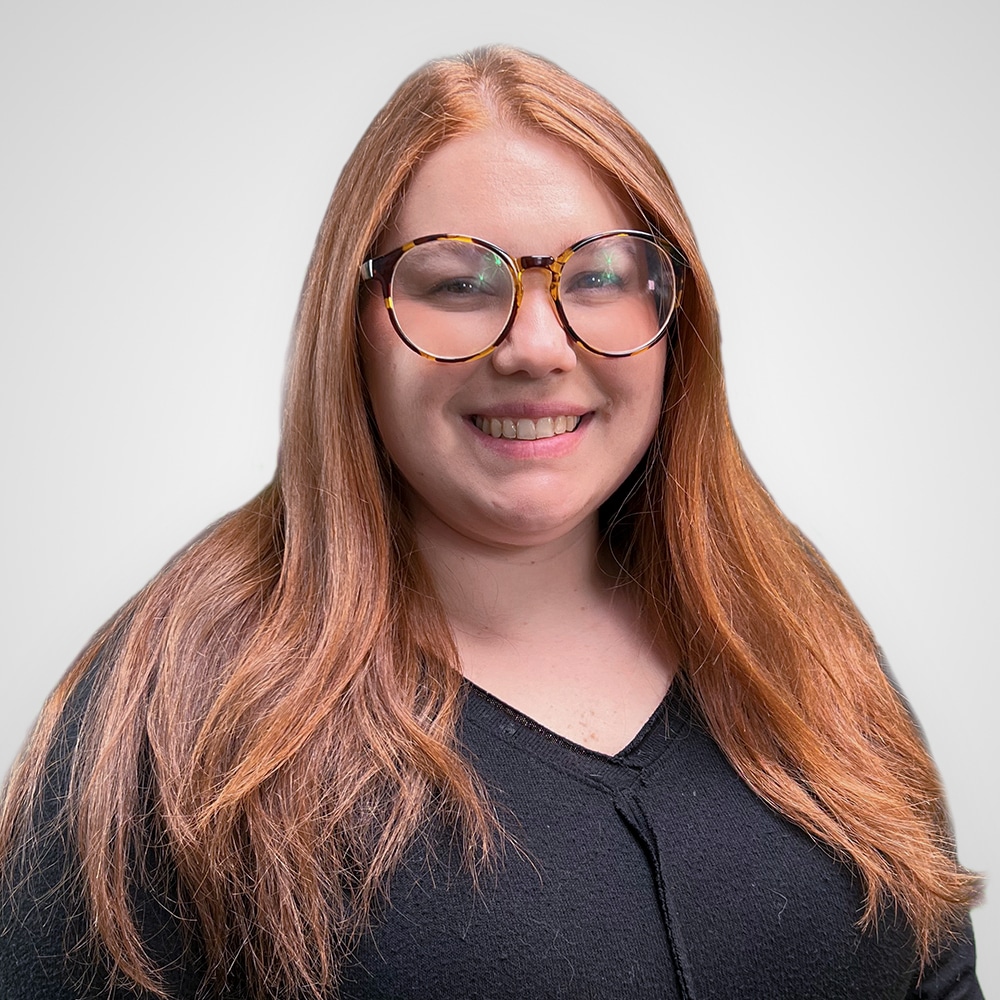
[460,677,688,779]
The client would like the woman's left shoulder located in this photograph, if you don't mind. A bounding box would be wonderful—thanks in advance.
[906,918,983,1000]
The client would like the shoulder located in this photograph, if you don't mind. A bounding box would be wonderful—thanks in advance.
[0,662,111,996]
[909,918,983,1000]
[0,649,206,999]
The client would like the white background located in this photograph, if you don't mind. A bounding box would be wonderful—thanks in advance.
[2,0,996,985]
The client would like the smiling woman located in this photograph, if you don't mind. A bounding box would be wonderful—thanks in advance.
[0,45,984,1000]
[360,128,674,749]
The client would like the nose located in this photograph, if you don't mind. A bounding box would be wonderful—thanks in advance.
[490,270,578,377]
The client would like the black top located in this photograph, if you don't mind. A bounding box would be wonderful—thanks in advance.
[0,681,983,999]
[343,682,982,999]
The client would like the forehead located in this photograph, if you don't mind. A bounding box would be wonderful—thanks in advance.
[384,127,639,257]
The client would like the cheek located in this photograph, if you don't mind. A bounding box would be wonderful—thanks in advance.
[360,290,411,412]
[601,351,667,514]
[359,297,458,473]
[619,349,668,489]
[359,298,407,456]
[620,344,668,442]
[359,288,394,377]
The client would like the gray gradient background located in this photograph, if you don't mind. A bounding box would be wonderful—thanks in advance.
[2,0,996,984]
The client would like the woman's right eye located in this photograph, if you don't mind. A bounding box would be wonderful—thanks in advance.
[395,272,503,313]
[396,247,510,309]
[429,276,491,297]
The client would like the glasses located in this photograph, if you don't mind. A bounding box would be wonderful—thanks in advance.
[361,230,685,363]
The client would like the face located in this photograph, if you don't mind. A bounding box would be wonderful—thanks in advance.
[360,127,667,550]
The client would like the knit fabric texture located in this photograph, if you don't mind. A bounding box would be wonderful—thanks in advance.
[0,680,983,998]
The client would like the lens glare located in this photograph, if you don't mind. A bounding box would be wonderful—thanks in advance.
[386,234,676,360]
[558,235,676,356]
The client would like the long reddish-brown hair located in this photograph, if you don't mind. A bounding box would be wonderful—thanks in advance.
[0,44,979,998]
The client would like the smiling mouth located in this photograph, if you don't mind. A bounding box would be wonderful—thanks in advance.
[473,415,583,440]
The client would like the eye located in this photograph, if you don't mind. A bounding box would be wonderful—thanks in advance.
[560,239,644,302]
[562,263,633,301]
[566,268,625,293]
[428,274,502,298]
[393,244,514,314]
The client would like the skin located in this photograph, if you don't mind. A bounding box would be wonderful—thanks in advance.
[361,127,676,753]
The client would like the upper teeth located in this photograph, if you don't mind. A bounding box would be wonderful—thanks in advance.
[474,415,581,440]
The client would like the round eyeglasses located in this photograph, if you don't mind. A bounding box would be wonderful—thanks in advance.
[360,230,685,363]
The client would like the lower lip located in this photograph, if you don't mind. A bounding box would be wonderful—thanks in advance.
[467,416,589,458]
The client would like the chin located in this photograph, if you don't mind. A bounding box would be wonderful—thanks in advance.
[467,497,600,547]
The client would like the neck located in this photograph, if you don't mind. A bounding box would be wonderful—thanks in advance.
[410,511,620,644]
[408,506,677,755]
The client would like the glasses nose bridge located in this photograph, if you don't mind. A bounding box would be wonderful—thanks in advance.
[513,253,561,307]
[516,253,558,280]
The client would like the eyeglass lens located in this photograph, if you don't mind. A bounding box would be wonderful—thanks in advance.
[389,235,676,360]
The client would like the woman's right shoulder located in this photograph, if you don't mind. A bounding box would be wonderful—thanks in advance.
[0,636,207,1000]
[0,644,114,996]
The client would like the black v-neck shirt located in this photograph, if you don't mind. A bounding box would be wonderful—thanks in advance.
[343,682,685,998]
[0,680,982,999]
[339,682,981,999]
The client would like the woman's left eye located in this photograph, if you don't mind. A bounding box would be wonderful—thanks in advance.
[584,271,622,287]
[564,269,625,295]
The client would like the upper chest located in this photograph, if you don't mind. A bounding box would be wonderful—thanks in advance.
[340,691,917,1000]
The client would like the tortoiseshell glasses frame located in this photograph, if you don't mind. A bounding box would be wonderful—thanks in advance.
[360,230,686,363]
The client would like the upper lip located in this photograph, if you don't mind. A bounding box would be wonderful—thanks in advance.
[469,402,591,419]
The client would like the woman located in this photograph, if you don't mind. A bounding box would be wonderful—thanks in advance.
[0,45,982,999]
